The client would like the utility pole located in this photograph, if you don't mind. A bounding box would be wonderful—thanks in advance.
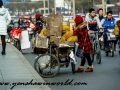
[54,0,56,14]
[102,0,105,15]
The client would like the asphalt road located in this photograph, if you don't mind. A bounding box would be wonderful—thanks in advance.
[22,45,120,90]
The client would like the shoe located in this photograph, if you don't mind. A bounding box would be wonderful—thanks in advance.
[1,51,6,55]
[75,68,84,73]
[85,67,93,72]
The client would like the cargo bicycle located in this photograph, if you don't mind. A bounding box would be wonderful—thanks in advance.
[34,35,76,78]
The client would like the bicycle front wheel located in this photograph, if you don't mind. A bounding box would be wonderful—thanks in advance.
[96,50,101,64]
[34,53,60,78]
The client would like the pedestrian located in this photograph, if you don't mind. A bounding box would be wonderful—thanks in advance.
[0,0,11,55]
[73,16,93,72]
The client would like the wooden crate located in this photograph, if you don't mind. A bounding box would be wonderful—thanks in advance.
[34,34,48,49]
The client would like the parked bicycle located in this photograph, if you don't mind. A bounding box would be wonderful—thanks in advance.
[34,35,76,78]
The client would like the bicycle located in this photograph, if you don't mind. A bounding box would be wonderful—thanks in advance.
[34,35,75,78]
[103,26,116,57]
[90,31,101,64]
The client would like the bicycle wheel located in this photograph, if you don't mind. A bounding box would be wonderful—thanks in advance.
[110,42,114,57]
[71,62,75,74]
[95,41,101,54]
[34,53,60,78]
[95,42,101,64]
[96,51,101,64]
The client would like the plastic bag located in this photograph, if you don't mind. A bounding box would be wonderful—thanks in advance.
[10,28,22,40]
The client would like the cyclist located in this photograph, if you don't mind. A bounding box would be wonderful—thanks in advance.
[34,14,44,36]
[18,16,23,28]
[97,8,104,22]
[85,8,103,45]
[97,8,105,50]
[101,11,117,51]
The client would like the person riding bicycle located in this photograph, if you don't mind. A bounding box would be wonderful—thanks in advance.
[97,8,104,22]
[97,8,105,49]
[21,16,29,30]
[101,11,117,51]
[18,16,23,29]
[34,14,44,36]
[114,19,120,54]
[85,8,103,45]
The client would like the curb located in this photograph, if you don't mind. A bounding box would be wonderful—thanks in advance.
[9,44,51,90]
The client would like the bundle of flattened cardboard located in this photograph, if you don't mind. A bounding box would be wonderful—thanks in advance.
[46,14,63,46]
[33,14,63,51]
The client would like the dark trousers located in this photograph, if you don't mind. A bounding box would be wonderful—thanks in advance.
[1,35,6,52]
[33,31,36,37]
[103,33,109,48]
[80,53,92,66]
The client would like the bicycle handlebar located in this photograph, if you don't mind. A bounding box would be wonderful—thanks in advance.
[47,35,55,38]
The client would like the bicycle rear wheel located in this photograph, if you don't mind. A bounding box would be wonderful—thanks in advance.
[34,53,60,78]
[110,42,114,57]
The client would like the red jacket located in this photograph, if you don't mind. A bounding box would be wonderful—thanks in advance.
[74,16,93,54]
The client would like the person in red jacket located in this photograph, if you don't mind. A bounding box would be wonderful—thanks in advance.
[73,16,93,72]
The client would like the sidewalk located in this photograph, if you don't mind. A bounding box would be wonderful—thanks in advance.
[0,44,51,90]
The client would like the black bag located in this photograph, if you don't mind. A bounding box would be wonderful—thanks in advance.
[76,47,84,58]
